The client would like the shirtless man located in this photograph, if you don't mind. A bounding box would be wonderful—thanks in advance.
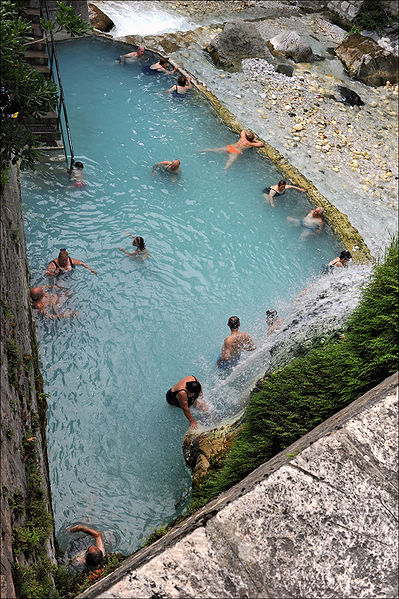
[30,286,76,319]
[152,159,181,174]
[68,525,105,570]
[45,248,97,276]
[120,45,145,64]
[217,316,255,369]
[202,130,264,171]
[287,207,325,238]
[328,250,352,269]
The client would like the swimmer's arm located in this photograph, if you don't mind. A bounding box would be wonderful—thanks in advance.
[119,248,135,257]
[69,526,105,556]
[45,263,58,276]
[250,140,264,147]
[269,188,276,207]
[177,393,198,429]
[217,342,228,367]
[187,77,192,89]
[286,185,306,192]
[71,258,98,275]
[164,86,174,93]
[125,232,134,238]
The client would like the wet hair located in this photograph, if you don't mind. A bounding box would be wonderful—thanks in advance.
[278,180,286,187]
[266,309,278,325]
[228,316,240,329]
[134,236,145,251]
[245,131,255,142]
[85,546,103,567]
[160,57,169,66]
[177,75,187,87]
[74,161,84,169]
[58,249,68,259]
[30,287,44,301]
[340,250,352,261]
[186,380,201,398]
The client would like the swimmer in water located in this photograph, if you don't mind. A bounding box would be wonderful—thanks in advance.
[146,57,178,74]
[68,161,85,188]
[201,130,264,171]
[68,525,105,570]
[120,45,145,64]
[166,376,206,429]
[287,206,325,239]
[152,160,181,174]
[328,250,352,269]
[165,74,192,95]
[263,179,306,207]
[30,286,77,319]
[217,316,256,369]
[266,309,282,335]
[45,248,97,276]
[119,233,149,260]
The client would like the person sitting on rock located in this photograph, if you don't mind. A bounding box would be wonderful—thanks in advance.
[120,45,145,64]
[165,74,192,96]
[30,286,76,319]
[166,376,206,429]
[119,233,149,260]
[201,129,264,171]
[217,316,256,370]
[263,179,306,207]
[152,159,181,174]
[45,248,97,276]
[67,525,105,571]
[328,250,352,269]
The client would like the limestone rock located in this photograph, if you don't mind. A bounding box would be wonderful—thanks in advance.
[88,3,114,33]
[267,31,314,63]
[207,20,273,69]
[327,0,366,25]
[183,417,243,488]
[335,34,398,87]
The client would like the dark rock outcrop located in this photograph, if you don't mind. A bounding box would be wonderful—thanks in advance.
[335,33,398,86]
[207,20,273,69]
[338,85,364,105]
[88,3,114,33]
[267,30,314,63]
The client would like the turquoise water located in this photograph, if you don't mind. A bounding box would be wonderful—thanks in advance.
[21,38,340,554]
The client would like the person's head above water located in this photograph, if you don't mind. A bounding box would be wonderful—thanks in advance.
[245,131,255,142]
[85,545,103,566]
[30,287,44,302]
[57,248,69,267]
[170,160,180,171]
[136,45,145,56]
[277,180,286,188]
[312,207,324,216]
[228,316,240,330]
[74,161,84,169]
[133,236,145,251]
[177,75,187,86]
[186,379,201,398]
[266,309,278,325]
[339,250,352,261]
[160,57,169,66]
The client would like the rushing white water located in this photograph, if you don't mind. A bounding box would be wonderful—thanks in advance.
[91,1,196,37]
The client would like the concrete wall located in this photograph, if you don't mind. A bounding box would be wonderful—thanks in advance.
[0,167,56,598]
[80,373,398,598]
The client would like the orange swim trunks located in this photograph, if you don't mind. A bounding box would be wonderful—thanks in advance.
[227,145,241,154]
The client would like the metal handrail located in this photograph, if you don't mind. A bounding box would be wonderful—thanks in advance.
[39,0,74,171]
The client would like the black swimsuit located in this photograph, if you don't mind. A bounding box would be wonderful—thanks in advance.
[51,257,74,271]
[166,377,199,408]
[263,186,285,195]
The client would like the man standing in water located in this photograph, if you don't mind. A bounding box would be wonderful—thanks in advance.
[201,129,264,171]
[120,45,145,64]
[217,316,256,369]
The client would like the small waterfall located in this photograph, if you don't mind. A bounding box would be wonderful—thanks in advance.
[91,1,196,37]
[203,265,372,426]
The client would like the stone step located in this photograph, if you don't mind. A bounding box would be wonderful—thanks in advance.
[24,50,48,65]
[24,8,40,22]
[32,64,50,77]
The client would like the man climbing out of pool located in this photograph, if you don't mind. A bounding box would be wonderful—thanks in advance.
[217,316,256,369]
[45,248,98,276]
[152,159,181,174]
[201,129,264,171]
[30,286,76,319]
[120,45,145,64]
[166,376,206,429]
[68,525,105,570]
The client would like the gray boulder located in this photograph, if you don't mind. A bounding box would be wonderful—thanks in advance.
[207,20,272,69]
[267,31,314,63]
[88,3,114,32]
[335,33,398,86]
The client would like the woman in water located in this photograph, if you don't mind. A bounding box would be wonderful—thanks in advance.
[69,161,85,188]
[143,57,178,74]
[119,233,149,260]
[165,74,192,96]
[165,376,205,429]
[328,250,352,269]
[263,180,306,207]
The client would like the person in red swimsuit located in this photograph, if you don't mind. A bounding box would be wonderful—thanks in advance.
[201,129,264,171]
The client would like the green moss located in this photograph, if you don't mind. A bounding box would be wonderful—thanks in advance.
[6,428,14,439]
[353,0,398,31]
[141,524,170,548]
[186,238,398,513]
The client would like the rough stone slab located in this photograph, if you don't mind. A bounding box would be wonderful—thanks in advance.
[82,374,398,598]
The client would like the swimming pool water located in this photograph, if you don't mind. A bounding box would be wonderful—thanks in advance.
[21,38,340,554]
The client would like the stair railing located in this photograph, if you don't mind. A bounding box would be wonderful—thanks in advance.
[39,0,75,172]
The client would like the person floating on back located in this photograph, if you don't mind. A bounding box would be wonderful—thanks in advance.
[45,248,97,276]
[120,45,145,64]
[217,316,255,370]
[263,179,306,207]
[119,233,149,260]
[201,129,264,171]
[152,159,181,175]
[165,74,192,97]
[166,376,206,429]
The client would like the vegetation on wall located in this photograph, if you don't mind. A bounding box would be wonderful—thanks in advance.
[186,237,398,514]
